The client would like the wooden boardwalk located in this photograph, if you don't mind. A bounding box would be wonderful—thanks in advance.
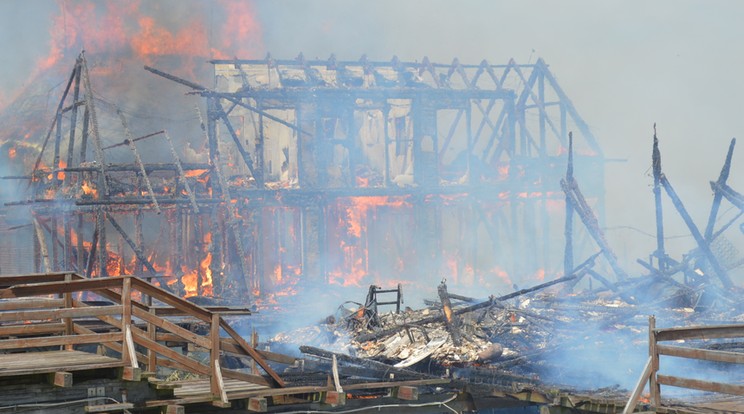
[0,272,451,413]
[0,350,122,377]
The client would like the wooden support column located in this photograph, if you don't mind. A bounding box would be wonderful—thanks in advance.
[33,217,51,273]
[210,313,228,405]
[97,208,107,277]
[64,58,82,187]
[652,128,666,272]
[564,132,574,277]
[76,212,84,276]
[63,273,73,350]
[649,315,660,408]
[147,308,157,373]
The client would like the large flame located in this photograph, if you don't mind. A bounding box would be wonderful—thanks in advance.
[1,0,264,112]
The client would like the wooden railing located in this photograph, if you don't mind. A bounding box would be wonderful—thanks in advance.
[623,315,744,414]
[0,272,285,405]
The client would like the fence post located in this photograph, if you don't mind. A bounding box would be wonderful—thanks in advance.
[121,276,132,366]
[147,307,157,372]
[63,273,73,350]
[649,315,660,407]
[210,313,227,403]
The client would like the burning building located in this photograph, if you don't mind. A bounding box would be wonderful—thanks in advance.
[0,52,606,306]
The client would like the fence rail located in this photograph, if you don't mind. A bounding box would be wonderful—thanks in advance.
[623,315,744,414]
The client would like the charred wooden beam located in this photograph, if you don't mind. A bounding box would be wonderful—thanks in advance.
[31,58,78,182]
[660,174,733,289]
[105,212,160,279]
[144,65,208,91]
[81,52,110,196]
[214,99,261,184]
[705,138,736,240]
[652,126,667,271]
[101,130,165,150]
[299,346,432,380]
[561,177,627,281]
[211,145,252,295]
[163,130,199,213]
[118,111,161,214]
[64,58,82,187]
[564,132,574,277]
[64,162,211,173]
[437,281,462,346]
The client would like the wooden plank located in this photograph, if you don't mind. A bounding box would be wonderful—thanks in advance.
[122,276,133,367]
[221,367,271,387]
[63,273,73,351]
[0,298,65,310]
[622,356,652,414]
[214,358,229,404]
[0,276,126,298]
[220,339,296,365]
[655,324,744,342]
[130,328,210,376]
[658,344,744,364]
[0,331,121,350]
[219,318,285,387]
[0,305,123,322]
[657,374,744,396]
[343,378,450,391]
[84,403,134,413]
[0,272,77,287]
[130,278,212,322]
[0,350,123,376]
[226,385,329,400]
[147,308,157,372]
[649,315,660,407]
[0,322,66,336]
[133,307,211,348]
[73,324,148,365]
[124,325,139,369]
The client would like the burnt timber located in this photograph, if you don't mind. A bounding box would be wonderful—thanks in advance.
[5,52,607,304]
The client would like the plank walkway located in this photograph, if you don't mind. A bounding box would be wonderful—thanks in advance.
[0,350,122,376]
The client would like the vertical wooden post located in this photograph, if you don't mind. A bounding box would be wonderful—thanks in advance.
[147,308,157,372]
[76,213,84,276]
[649,315,660,408]
[51,217,59,271]
[210,313,223,401]
[121,277,132,366]
[251,330,258,375]
[97,208,107,277]
[564,132,574,279]
[63,273,73,351]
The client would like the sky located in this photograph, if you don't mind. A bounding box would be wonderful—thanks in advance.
[2,0,744,277]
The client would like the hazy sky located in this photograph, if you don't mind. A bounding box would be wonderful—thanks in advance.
[2,0,744,274]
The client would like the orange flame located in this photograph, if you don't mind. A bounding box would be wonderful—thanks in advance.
[328,196,410,287]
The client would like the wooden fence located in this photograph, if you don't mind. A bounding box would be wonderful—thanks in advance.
[623,315,744,414]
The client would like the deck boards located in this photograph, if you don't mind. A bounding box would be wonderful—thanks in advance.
[0,350,122,376]
[173,377,269,398]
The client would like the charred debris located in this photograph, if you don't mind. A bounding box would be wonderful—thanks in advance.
[273,131,744,398]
